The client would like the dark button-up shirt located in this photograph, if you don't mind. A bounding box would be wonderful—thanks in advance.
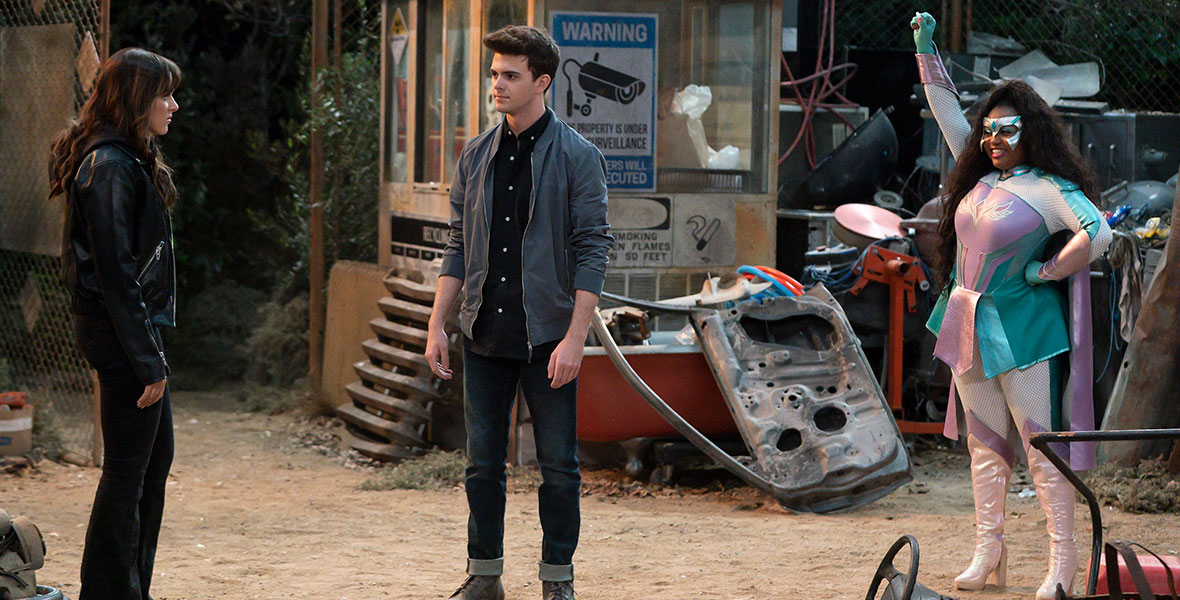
[468,111,556,360]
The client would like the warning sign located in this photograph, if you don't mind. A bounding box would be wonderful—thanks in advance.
[606,196,736,268]
[607,196,672,267]
[552,12,657,192]
[389,8,408,66]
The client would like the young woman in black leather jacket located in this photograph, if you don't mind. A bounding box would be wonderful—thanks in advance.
[48,47,180,600]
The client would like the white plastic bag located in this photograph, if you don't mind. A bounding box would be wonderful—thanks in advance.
[671,84,712,119]
[707,145,740,170]
[670,85,713,168]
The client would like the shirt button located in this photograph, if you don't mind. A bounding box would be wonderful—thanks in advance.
[505,216,511,222]
[508,185,514,190]
[497,308,503,313]
[502,247,508,252]
[501,276,507,282]
[510,156,515,161]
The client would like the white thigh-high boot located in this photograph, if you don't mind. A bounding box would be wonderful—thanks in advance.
[955,434,1011,590]
[1029,447,1079,600]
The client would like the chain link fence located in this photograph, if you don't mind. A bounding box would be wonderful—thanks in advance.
[327,0,381,200]
[1,0,105,462]
[834,0,1180,113]
[308,0,382,267]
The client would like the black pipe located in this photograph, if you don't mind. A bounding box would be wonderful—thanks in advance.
[1029,428,1180,595]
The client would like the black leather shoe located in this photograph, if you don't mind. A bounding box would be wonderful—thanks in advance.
[542,581,576,600]
[448,575,505,600]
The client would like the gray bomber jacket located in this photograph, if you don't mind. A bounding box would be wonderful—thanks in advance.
[440,107,613,349]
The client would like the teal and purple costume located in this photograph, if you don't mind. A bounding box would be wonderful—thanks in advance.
[913,12,1107,596]
[918,53,1112,471]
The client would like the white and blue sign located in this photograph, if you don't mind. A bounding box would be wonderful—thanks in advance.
[551,11,658,192]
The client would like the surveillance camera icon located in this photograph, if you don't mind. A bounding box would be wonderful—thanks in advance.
[562,53,646,118]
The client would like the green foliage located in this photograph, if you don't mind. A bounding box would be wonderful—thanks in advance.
[111,0,313,295]
[234,383,306,414]
[108,1,383,388]
[244,293,309,386]
[105,1,316,388]
[165,281,265,390]
[358,450,468,491]
[358,451,546,492]
[317,52,381,266]
[254,48,382,301]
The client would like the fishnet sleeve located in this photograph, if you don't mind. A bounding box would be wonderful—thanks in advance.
[925,83,972,162]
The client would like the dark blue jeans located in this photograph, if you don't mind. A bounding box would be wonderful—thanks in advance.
[462,341,580,581]
[73,313,173,600]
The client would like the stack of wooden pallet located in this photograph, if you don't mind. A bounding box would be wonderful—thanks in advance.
[337,271,459,462]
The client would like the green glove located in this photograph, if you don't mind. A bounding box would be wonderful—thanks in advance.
[910,11,937,54]
[1024,260,1050,286]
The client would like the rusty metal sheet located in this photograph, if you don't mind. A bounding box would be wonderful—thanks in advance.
[690,285,912,512]
[596,284,912,513]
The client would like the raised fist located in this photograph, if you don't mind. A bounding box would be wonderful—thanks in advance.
[910,11,937,54]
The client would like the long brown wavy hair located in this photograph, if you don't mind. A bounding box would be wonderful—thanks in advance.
[935,79,1099,286]
[48,48,181,208]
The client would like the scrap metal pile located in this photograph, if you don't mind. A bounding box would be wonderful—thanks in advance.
[595,281,912,514]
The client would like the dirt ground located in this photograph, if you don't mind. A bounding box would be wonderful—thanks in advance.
[4,391,1180,600]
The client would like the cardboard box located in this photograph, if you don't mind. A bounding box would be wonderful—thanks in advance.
[0,404,33,456]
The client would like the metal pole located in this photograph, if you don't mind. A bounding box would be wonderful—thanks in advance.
[92,0,111,468]
[100,0,110,59]
[950,0,963,53]
[939,0,948,50]
[965,0,972,50]
[333,0,343,68]
[309,0,329,399]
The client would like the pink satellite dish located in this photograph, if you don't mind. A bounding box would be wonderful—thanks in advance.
[833,203,904,249]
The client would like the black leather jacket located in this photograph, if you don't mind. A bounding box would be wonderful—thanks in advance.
[63,135,175,384]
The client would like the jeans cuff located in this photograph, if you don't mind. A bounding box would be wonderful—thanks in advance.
[538,561,573,582]
[467,557,504,576]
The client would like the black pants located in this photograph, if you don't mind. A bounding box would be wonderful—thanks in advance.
[74,313,173,600]
[462,341,580,582]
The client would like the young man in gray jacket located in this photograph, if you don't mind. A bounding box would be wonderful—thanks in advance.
[425,25,612,600]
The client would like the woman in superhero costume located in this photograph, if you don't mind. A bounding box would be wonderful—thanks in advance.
[910,12,1111,599]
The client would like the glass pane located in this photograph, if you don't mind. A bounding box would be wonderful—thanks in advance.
[415,0,445,183]
[384,0,410,182]
[547,0,768,194]
[442,0,469,182]
[480,0,528,132]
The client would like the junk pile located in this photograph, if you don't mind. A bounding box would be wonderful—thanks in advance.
[594,278,913,514]
[790,109,899,210]
[1101,173,1180,467]
[993,48,1102,109]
